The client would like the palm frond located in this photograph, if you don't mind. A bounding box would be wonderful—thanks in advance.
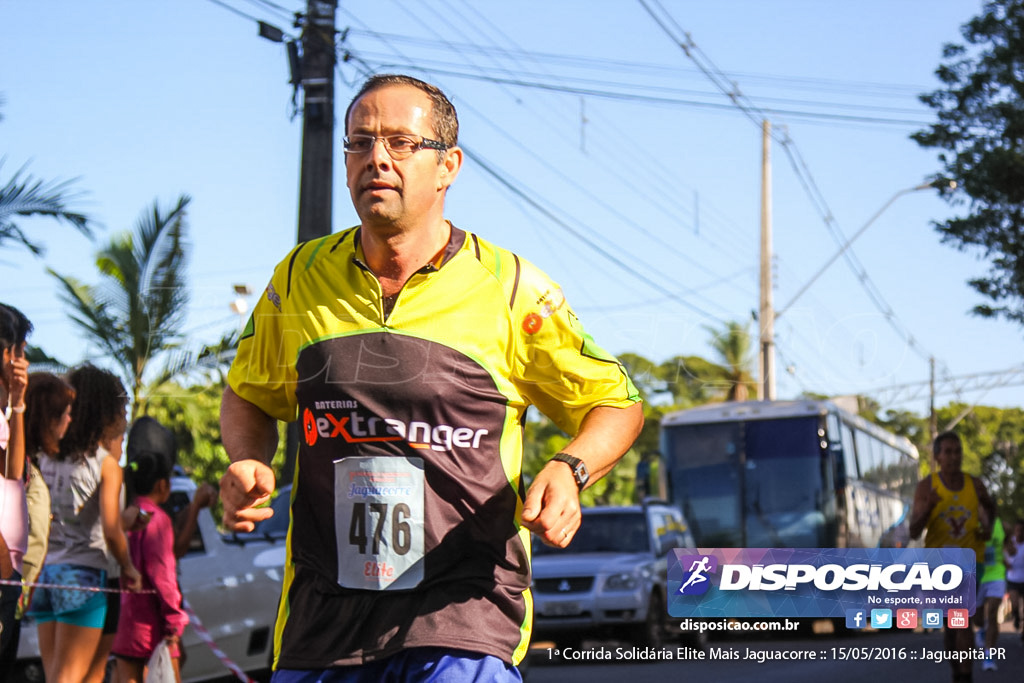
[144,329,238,397]
[49,195,194,415]
[132,196,190,346]
[46,268,130,379]
[24,345,70,373]
[0,159,92,254]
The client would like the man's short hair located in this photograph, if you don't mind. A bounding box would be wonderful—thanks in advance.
[933,430,961,456]
[344,74,459,156]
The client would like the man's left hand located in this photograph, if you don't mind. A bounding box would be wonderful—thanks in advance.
[522,461,582,548]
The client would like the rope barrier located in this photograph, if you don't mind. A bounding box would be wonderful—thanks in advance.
[0,577,156,593]
[2,578,256,682]
[182,597,255,683]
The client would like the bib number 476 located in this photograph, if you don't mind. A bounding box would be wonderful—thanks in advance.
[348,502,412,555]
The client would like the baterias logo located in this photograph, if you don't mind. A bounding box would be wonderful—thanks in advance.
[677,554,717,595]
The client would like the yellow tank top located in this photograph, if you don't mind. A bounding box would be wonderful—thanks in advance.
[925,471,985,563]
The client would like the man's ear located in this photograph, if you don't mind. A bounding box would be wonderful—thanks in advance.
[438,146,463,191]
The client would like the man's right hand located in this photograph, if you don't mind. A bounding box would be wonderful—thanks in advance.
[220,459,276,532]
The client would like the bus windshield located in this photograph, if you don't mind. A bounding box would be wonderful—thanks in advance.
[663,416,827,548]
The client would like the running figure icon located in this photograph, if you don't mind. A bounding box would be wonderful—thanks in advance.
[679,556,712,594]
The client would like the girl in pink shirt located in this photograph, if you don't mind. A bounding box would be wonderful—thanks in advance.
[112,447,188,683]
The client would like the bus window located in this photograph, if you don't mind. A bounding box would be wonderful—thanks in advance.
[841,422,859,481]
[826,413,846,486]
[663,421,743,547]
[855,430,879,485]
[743,417,826,547]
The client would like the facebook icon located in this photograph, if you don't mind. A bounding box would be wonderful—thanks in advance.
[845,609,867,630]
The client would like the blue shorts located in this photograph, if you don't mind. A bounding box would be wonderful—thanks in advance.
[27,564,107,629]
[271,647,522,683]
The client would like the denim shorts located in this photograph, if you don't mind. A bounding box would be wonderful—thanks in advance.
[27,564,107,629]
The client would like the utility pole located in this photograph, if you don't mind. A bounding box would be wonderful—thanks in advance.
[758,119,776,400]
[296,0,337,243]
[282,0,338,486]
[929,356,937,447]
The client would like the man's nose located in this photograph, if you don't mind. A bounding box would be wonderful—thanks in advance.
[366,138,392,167]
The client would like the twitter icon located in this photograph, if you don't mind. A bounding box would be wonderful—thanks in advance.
[870,609,892,629]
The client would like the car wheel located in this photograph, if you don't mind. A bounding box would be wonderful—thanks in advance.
[632,591,666,649]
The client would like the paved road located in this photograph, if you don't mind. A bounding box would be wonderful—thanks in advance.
[524,623,1024,683]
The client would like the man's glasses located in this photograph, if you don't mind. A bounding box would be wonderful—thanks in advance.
[342,134,448,160]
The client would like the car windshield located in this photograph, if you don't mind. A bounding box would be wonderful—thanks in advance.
[533,511,648,555]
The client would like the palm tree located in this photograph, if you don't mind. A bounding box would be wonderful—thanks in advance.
[705,320,757,402]
[0,161,92,253]
[0,99,92,252]
[49,195,193,416]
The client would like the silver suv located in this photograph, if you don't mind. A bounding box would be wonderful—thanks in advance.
[531,500,699,650]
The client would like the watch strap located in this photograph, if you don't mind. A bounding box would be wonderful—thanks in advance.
[551,452,589,491]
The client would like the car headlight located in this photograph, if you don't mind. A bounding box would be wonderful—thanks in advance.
[604,572,639,591]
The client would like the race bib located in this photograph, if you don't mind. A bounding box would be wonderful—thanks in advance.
[334,456,425,590]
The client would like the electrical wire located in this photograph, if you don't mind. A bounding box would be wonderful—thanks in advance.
[637,0,944,378]
[338,37,755,315]
[464,145,727,323]
[344,28,928,99]
[203,0,264,24]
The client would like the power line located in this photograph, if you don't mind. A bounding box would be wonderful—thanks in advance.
[464,146,727,324]
[339,41,756,311]
[339,62,932,127]
[859,365,1024,406]
[637,0,941,371]
[344,28,929,98]
[203,0,264,24]
[338,43,730,322]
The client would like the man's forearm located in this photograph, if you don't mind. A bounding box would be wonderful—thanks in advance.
[221,386,278,464]
[561,402,644,482]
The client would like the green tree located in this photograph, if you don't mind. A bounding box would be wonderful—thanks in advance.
[144,381,287,490]
[520,410,640,507]
[616,352,668,457]
[913,0,1024,325]
[656,354,723,407]
[49,194,228,417]
[934,404,1024,523]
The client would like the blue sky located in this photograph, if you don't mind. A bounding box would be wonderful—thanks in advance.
[3,0,1022,414]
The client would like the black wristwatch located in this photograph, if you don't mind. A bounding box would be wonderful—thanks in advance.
[551,452,590,491]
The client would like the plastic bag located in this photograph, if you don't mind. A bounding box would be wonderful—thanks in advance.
[145,640,176,683]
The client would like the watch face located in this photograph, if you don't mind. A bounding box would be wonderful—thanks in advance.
[574,463,590,488]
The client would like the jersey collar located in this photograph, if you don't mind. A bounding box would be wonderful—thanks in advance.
[351,222,467,274]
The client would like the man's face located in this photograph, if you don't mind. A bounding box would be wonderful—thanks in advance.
[935,438,963,474]
[345,85,453,231]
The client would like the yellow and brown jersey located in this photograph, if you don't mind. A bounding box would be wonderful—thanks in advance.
[228,224,639,669]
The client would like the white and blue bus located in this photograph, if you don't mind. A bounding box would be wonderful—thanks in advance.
[657,400,919,549]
